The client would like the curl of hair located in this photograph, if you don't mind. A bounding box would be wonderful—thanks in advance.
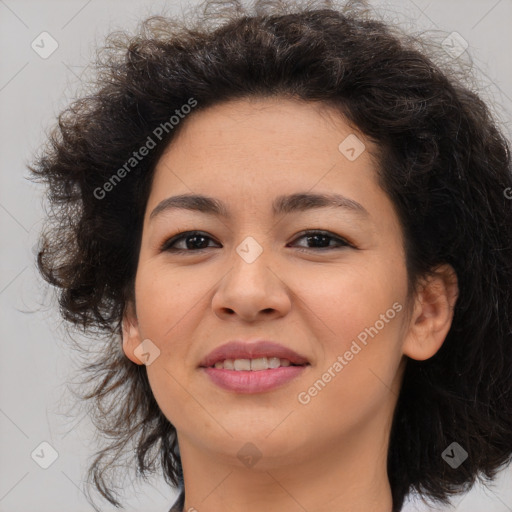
[29,0,512,511]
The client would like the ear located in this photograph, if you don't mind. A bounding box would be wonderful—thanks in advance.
[122,300,144,365]
[403,264,459,361]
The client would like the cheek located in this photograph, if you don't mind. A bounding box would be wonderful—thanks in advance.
[133,264,204,411]
[298,258,407,397]
[134,262,204,341]
[296,288,405,436]
[299,258,406,343]
[135,263,201,427]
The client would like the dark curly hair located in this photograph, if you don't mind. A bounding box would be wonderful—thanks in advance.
[28,0,512,511]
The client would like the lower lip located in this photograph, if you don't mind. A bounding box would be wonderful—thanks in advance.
[201,365,308,393]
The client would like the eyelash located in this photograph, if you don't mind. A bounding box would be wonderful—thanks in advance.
[159,230,354,254]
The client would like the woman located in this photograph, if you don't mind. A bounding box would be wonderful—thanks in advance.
[29,0,512,511]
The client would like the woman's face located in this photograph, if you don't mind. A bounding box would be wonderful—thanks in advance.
[122,97,426,469]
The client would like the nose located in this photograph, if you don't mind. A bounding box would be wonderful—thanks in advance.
[211,241,292,323]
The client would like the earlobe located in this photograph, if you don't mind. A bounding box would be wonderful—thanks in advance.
[403,264,459,361]
[121,301,144,365]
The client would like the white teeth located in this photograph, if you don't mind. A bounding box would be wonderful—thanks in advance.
[268,357,281,368]
[234,359,251,371]
[212,357,295,370]
[223,359,234,370]
[250,357,268,371]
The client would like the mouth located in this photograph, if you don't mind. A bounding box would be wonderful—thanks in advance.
[199,339,310,369]
[202,357,307,370]
[198,340,310,393]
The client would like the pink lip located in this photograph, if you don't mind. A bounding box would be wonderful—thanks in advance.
[202,365,308,393]
[199,340,310,368]
[199,340,310,394]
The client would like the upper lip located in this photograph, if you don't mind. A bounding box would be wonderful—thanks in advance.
[199,340,310,368]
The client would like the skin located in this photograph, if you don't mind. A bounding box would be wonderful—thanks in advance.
[122,97,458,512]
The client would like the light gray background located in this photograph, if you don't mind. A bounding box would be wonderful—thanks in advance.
[1,0,511,511]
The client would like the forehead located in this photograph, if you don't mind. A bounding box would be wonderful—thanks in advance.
[150,97,381,196]
[163,97,369,157]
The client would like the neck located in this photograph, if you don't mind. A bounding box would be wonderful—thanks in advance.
[176,411,395,512]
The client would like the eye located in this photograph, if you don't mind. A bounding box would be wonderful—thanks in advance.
[289,230,353,252]
[160,231,220,253]
[160,229,353,254]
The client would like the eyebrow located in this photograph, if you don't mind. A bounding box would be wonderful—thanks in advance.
[149,192,369,220]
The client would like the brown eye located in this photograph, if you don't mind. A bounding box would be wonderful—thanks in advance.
[160,231,220,253]
[289,230,353,252]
